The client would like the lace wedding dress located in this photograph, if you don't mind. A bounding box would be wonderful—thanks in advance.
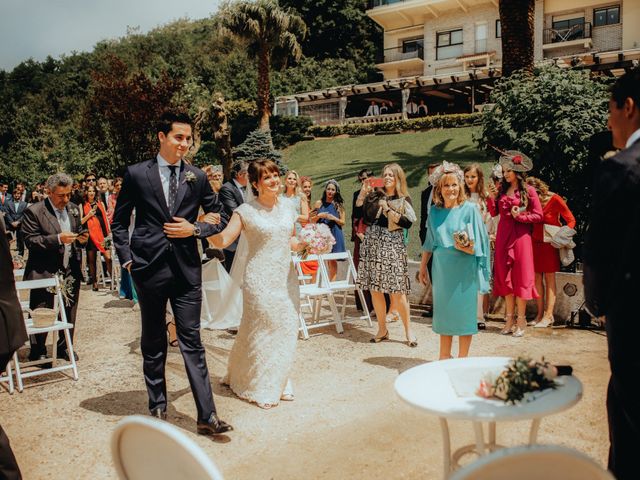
[224,198,300,407]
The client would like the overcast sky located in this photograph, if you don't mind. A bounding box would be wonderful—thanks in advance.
[0,0,221,71]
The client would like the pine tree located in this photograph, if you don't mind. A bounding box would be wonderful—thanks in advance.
[232,129,286,174]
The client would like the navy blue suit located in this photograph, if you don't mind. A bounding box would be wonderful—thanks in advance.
[112,158,227,421]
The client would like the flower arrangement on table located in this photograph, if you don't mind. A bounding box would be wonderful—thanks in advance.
[476,357,571,404]
[297,223,335,259]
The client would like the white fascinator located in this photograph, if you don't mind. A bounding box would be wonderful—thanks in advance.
[428,161,464,187]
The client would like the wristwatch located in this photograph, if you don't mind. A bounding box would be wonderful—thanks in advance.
[193,224,201,237]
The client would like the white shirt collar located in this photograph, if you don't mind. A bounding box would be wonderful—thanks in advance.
[157,154,182,169]
[625,128,640,149]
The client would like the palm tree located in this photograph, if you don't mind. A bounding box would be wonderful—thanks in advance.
[499,0,535,76]
[220,0,307,131]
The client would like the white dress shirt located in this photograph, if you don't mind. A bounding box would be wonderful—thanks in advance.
[157,154,182,206]
[625,128,640,149]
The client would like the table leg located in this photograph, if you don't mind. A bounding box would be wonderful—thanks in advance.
[439,418,452,477]
[529,418,541,445]
[472,422,486,456]
[488,422,496,449]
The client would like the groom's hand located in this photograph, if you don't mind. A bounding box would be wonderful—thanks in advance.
[201,212,221,225]
[164,217,195,238]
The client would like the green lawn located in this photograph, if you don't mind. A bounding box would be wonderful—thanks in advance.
[284,127,491,260]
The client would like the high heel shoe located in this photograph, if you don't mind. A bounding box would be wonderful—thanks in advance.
[513,316,527,337]
[370,330,389,343]
[500,314,515,335]
[406,336,418,348]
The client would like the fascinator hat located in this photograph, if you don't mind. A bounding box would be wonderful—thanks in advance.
[491,163,503,179]
[495,147,533,173]
[428,161,464,187]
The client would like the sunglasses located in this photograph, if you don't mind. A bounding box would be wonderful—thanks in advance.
[86,178,96,182]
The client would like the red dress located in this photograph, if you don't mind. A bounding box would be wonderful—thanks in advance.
[488,185,543,300]
[532,194,576,273]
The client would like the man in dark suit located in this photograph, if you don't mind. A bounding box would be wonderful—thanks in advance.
[4,189,28,256]
[112,110,232,435]
[0,215,26,479]
[218,160,248,272]
[584,68,640,480]
[419,163,440,316]
[0,183,8,211]
[21,173,88,363]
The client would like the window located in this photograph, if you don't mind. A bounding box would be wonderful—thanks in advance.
[594,5,620,27]
[475,23,488,53]
[495,19,501,38]
[402,37,424,54]
[436,28,463,60]
[552,17,585,41]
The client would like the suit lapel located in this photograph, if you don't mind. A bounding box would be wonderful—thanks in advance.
[171,162,189,216]
[44,199,62,235]
[146,159,171,220]
[234,183,244,205]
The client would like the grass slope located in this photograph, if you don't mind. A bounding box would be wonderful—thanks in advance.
[284,127,490,259]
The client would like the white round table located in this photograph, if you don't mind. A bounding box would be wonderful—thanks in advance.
[394,357,583,478]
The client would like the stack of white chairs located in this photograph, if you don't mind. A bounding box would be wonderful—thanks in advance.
[316,251,372,328]
[292,254,342,340]
[11,276,79,392]
[110,246,121,292]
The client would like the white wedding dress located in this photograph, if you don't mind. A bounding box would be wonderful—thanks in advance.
[224,198,300,406]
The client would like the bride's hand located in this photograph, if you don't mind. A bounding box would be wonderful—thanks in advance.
[201,212,221,224]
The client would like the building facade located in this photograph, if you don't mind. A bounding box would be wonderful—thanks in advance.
[275,0,640,125]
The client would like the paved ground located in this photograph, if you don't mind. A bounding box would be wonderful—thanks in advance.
[0,286,610,479]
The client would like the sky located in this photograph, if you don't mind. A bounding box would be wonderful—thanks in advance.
[0,0,221,71]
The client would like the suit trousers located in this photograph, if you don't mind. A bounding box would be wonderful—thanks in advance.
[28,270,81,356]
[0,424,22,480]
[133,253,216,422]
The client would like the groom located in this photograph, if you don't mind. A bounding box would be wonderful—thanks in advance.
[112,110,232,435]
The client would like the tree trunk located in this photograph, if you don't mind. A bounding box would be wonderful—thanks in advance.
[211,93,233,180]
[257,44,271,131]
[500,0,535,76]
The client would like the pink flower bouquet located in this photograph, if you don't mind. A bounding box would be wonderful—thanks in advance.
[297,223,335,259]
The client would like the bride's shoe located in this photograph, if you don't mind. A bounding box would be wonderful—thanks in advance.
[281,379,294,401]
[281,393,295,401]
[500,314,515,335]
[370,329,389,343]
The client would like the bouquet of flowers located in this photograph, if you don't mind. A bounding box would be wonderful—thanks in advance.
[101,234,113,251]
[297,223,335,259]
[476,356,559,404]
[47,270,76,307]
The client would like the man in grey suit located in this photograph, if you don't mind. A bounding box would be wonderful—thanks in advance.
[218,160,248,272]
[584,68,640,480]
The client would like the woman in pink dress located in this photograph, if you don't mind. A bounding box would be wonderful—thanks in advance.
[487,151,543,337]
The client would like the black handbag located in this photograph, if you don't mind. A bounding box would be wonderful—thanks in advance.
[362,190,385,226]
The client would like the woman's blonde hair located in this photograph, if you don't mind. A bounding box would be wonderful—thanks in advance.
[433,172,467,206]
[283,169,302,196]
[526,176,552,202]
[383,163,410,198]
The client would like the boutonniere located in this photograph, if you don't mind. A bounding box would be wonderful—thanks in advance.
[184,171,197,184]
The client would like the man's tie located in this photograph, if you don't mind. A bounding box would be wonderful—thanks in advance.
[168,165,178,213]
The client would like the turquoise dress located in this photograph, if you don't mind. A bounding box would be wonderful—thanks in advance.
[422,201,490,336]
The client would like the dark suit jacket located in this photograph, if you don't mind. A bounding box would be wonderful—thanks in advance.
[111,158,227,286]
[419,185,433,246]
[0,215,27,365]
[21,199,84,281]
[584,139,640,318]
[4,200,28,231]
[218,180,244,252]
[351,190,363,242]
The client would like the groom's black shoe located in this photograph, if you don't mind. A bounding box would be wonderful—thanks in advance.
[197,413,233,435]
[150,408,167,421]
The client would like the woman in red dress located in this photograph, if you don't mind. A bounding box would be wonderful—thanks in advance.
[487,151,543,337]
[526,177,576,328]
[81,185,112,291]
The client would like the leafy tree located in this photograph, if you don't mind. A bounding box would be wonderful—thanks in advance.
[270,57,364,96]
[233,128,285,173]
[499,0,535,76]
[475,65,611,252]
[220,0,307,130]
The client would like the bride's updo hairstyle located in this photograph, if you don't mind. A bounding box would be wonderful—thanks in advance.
[248,158,280,196]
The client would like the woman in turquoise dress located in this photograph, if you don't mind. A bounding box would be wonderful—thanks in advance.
[419,162,490,360]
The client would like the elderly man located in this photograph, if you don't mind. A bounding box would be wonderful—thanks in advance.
[21,173,89,363]
[584,68,640,480]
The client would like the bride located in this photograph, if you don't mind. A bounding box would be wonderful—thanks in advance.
[205,159,304,409]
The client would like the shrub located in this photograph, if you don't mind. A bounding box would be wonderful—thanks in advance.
[475,64,611,256]
[269,115,313,149]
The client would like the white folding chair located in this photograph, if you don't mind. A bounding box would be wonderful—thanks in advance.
[292,254,343,339]
[449,444,614,480]
[111,415,224,480]
[13,276,79,392]
[13,269,25,279]
[317,252,372,328]
[0,363,14,394]
[111,246,121,292]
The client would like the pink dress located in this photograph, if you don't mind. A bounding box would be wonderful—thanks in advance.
[488,185,543,299]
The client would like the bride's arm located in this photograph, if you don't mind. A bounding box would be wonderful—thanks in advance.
[289,227,306,253]
[207,212,243,249]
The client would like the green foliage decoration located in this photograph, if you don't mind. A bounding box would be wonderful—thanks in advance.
[475,64,611,251]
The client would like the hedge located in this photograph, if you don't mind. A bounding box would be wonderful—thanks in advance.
[307,113,482,137]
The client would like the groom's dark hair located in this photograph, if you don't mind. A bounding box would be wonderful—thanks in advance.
[157,110,193,135]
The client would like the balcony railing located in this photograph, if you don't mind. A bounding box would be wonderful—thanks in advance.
[543,22,592,45]
[378,45,424,64]
[368,0,408,9]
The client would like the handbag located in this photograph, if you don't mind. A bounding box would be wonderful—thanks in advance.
[387,197,417,232]
[543,224,561,244]
[362,190,385,226]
